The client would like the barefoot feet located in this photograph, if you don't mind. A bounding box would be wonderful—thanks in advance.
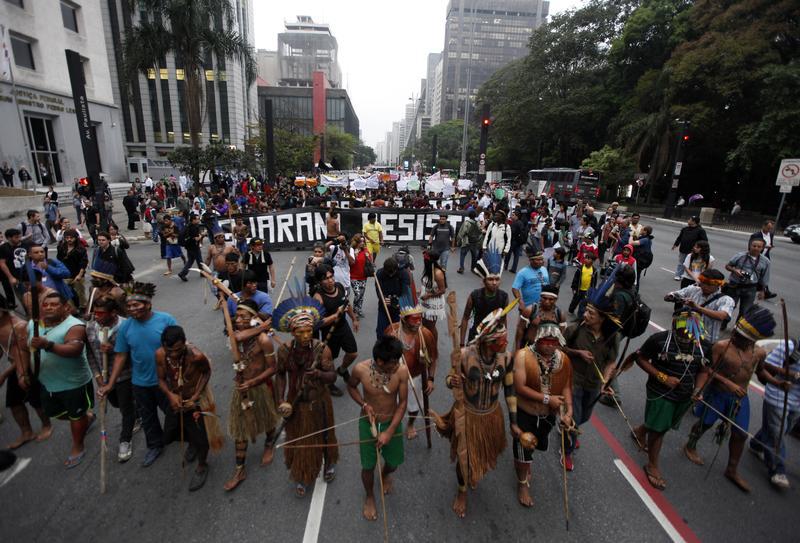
[452,490,467,518]
[363,496,378,520]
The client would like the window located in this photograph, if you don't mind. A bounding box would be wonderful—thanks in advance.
[61,2,79,33]
[10,35,35,70]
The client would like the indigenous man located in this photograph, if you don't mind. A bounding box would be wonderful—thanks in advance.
[156,325,224,491]
[233,217,250,256]
[206,229,237,273]
[683,305,780,492]
[384,288,437,440]
[217,252,244,294]
[326,207,340,242]
[519,284,566,349]
[347,336,409,520]
[223,299,281,491]
[512,323,573,507]
[314,264,359,396]
[27,291,94,468]
[226,270,273,321]
[631,310,710,491]
[86,262,127,317]
[0,294,52,448]
[665,269,734,343]
[462,248,509,345]
[86,296,136,462]
[438,307,519,518]
[273,293,339,497]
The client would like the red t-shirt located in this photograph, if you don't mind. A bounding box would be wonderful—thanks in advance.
[350,248,371,281]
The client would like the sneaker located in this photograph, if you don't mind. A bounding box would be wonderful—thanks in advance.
[560,452,574,471]
[748,443,765,463]
[118,441,132,463]
[132,418,142,434]
[770,473,790,489]
[178,274,188,282]
[674,276,682,281]
[765,292,778,300]
[457,268,464,274]
[141,446,163,467]
[184,443,197,463]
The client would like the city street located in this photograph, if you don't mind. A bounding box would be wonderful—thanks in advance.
[1,218,799,543]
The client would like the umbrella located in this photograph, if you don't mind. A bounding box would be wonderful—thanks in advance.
[688,194,704,203]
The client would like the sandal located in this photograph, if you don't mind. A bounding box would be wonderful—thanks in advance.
[295,482,307,497]
[64,450,86,469]
[643,465,666,491]
[323,464,336,483]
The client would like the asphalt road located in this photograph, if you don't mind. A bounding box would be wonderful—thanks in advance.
[1,217,799,542]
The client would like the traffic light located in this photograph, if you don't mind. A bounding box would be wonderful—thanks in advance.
[482,117,490,127]
[682,134,690,142]
[77,176,91,197]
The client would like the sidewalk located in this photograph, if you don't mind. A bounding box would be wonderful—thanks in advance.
[642,215,796,246]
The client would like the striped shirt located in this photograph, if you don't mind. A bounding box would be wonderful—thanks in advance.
[764,340,800,412]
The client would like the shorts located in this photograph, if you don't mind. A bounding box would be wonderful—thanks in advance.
[40,381,94,420]
[644,390,692,433]
[325,326,358,359]
[359,417,403,470]
[5,372,43,409]
[699,389,750,436]
[512,410,556,463]
[163,409,210,449]
[406,375,423,413]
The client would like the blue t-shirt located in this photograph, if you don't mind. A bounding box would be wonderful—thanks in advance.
[114,311,177,387]
[227,290,273,318]
[512,266,549,306]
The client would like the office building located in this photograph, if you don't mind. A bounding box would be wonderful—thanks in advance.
[1,0,126,185]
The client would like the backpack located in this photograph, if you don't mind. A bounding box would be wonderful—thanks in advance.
[618,289,651,339]
[634,245,653,270]
[393,246,414,271]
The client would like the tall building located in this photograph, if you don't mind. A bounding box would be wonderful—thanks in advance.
[102,0,257,163]
[425,53,441,114]
[0,0,126,184]
[437,0,548,124]
[431,57,444,126]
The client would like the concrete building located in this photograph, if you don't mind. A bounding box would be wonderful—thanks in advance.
[437,0,548,124]
[431,56,444,126]
[1,0,126,185]
[425,53,442,115]
[101,0,257,169]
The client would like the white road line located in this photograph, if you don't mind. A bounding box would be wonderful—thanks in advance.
[613,459,687,543]
[660,267,677,275]
[649,320,667,332]
[302,474,328,543]
[0,457,31,489]
[749,380,765,393]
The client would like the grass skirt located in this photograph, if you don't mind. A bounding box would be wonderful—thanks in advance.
[445,402,506,488]
[284,392,339,485]
[198,387,225,453]
[228,383,280,442]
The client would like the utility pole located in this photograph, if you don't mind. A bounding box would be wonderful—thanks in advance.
[264,99,276,186]
[477,103,490,185]
[664,119,689,218]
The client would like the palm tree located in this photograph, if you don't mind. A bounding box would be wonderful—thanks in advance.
[122,0,256,150]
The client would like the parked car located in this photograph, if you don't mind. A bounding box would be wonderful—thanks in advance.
[785,224,800,243]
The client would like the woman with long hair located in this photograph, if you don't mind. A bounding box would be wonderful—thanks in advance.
[56,228,88,312]
[420,249,447,344]
[681,240,714,288]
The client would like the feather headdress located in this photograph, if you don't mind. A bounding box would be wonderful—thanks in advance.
[272,279,326,332]
[123,282,156,303]
[472,246,503,279]
[585,265,621,329]
[735,305,775,342]
[470,297,519,345]
[399,281,422,318]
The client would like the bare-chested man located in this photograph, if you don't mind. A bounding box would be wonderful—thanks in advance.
[233,218,250,256]
[223,300,281,491]
[206,230,237,273]
[683,305,780,492]
[347,336,409,521]
[156,325,224,491]
[0,294,52,448]
[86,271,126,317]
[326,207,340,242]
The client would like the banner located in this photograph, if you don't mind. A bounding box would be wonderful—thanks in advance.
[223,208,469,250]
[321,174,348,187]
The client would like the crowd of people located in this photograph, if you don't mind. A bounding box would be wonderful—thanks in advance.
[0,175,798,529]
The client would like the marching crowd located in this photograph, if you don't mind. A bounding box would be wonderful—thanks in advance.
[0,175,798,526]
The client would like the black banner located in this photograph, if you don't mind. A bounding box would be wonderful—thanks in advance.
[223,208,469,249]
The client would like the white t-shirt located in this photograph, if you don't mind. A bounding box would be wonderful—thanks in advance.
[682,254,715,281]
[329,245,350,289]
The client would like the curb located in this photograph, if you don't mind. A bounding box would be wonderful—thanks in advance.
[644,215,797,246]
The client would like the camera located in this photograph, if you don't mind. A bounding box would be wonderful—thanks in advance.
[739,270,752,281]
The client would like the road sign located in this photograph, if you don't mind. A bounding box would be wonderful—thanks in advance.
[779,184,793,193]
[776,158,800,187]
[674,162,683,176]
[459,160,467,177]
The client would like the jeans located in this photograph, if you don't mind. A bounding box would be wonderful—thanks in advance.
[108,379,137,443]
[751,400,799,475]
[675,252,688,278]
[565,385,601,454]
[150,221,160,242]
[459,245,479,271]
[132,384,169,449]
[729,284,757,319]
[505,244,523,272]
[438,249,450,270]
[351,279,366,314]
[178,247,203,278]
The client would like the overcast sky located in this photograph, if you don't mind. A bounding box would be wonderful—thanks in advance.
[252,1,584,149]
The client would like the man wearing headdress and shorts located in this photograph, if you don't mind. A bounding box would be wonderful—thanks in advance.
[347,336,409,520]
[683,305,784,492]
[223,299,281,491]
[86,263,127,318]
[462,247,509,346]
[384,287,438,440]
[437,307,520,518]
[274,294,339,497]
[206,228,238,273]
[520,284,566,349]
[512,322,573,507]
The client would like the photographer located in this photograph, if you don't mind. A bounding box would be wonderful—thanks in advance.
[664,269,734,343]
[724,238,770,320]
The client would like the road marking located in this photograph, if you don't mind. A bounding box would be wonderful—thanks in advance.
[302,475,327,543]
[649,320,666,332]
[591,416,701,543]
[0,457,31,489]
[614,459,687,543]
[660,267,677,276]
